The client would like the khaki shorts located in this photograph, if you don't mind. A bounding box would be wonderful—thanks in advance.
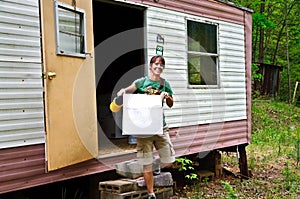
[136,127,175,165]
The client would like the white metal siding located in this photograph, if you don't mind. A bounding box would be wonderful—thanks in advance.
[0,0,45,149]
[146,7,246,128]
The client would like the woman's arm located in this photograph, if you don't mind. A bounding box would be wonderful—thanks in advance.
[117,82,137,96]
[166,95,173,108]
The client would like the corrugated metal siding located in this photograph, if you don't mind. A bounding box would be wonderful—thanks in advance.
[0,144,135,194]
[0,120,248,194]
[0,119,246,194]
[0,144,45,184]
[170,120,248,156]
[0,0,45,149]
[146,7,246,128]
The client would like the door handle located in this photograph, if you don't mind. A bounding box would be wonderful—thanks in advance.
[47,72,57,80]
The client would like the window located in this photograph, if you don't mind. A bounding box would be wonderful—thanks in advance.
[55,1,86,57]
[187,20,218,86]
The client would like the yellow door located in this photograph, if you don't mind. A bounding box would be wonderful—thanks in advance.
[40,0,98,171]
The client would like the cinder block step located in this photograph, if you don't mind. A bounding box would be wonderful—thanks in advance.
[99,179,138,193]
[100,187,173,199]
[115,159,160,179]
[101,189,148,199]
[99,172,173,194]
[115,159,143,179]
[136,172,173,187]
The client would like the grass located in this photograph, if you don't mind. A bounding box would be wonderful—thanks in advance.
[174,99,300,198]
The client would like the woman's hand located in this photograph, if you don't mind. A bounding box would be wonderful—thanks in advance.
[117,88,126,96]
[161,92,173,108]
[160,92,169,100]
[117,83,137,96]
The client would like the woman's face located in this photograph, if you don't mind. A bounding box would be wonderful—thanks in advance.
[150,58,165,75]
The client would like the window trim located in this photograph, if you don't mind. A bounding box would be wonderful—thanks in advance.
[186,18,220,89]
[54,1,87,58]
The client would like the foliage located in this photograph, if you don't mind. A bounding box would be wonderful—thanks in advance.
[240,99,299,196]
[175,157,195,172]
[251,99,299,153]
[282,163,299,191]
[174,157,198,183]
[174,157,200,198]
[252,12,275,29]
[230,0,300,102]
[220,180,237,199]
[251,63,262,82]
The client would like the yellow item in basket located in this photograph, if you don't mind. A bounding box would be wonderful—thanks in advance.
[110,97,123,112]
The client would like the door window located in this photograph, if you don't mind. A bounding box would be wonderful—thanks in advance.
[55,1,86,57]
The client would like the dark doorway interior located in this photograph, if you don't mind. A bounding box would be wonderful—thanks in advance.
[93,1,145,155]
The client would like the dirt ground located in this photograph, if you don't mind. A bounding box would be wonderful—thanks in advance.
[169,152,299,199]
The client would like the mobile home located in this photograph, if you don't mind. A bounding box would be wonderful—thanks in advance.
[0,0,252,195]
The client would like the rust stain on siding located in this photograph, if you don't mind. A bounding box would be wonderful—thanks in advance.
[132,0,245,24]
[170,120,248,156]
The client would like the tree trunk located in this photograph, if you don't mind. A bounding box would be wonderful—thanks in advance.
[285,2,291,103]
[258,0,265,63]
[272,1,296,65]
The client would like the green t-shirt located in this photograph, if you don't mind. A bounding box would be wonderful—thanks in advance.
[134,76,173,95]
[134,76,173,126]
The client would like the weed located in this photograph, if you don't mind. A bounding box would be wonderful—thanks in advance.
[221,180,237,199]
[282,163,299,192]
[201,177,210,183]
[175,157,194,172]
[175,157,199,184]
[248,156,256,170]
[175,157,200,197]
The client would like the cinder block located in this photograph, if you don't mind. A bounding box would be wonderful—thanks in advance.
[100,187,173,199]
[136,172,173,187]
[99,179,138,193]
[156,187,174,199]
[99,172,173,192]
[115,159,143,179]
[115,158,160,179]
[101,189,148,199]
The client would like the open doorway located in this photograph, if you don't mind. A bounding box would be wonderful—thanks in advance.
[93,0,145,156]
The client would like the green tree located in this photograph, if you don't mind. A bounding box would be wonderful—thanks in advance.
[230,0,300,102]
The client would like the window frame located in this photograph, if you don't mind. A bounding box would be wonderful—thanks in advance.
[54,1,87,58]
[186,18,220,89]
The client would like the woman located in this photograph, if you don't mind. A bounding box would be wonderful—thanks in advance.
[117,55,175,199]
